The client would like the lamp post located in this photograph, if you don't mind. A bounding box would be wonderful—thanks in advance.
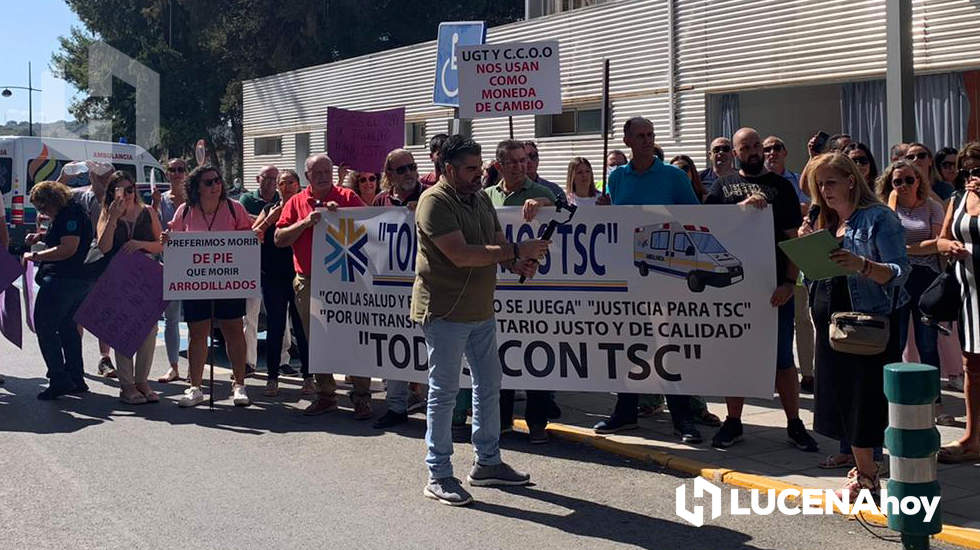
[1,62,43,136]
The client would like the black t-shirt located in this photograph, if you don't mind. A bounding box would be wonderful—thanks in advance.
[705,171,802,282]
[260,201,295,280]
[39,201,93,279]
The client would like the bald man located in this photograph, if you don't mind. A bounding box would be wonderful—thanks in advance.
[704,127,818,453]
[699,137,736,185]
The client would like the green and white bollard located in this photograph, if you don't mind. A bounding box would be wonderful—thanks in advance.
[884,362,942,550]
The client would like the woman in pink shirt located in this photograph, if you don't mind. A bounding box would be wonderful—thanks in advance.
[165,165,253,408]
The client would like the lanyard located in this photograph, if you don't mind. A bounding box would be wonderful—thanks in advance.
[201,201,221,231]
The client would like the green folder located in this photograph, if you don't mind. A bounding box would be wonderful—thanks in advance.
[778,230,851,280]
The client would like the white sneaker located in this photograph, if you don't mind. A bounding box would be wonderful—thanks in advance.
[178,386,205,408]
[232,384,250,407]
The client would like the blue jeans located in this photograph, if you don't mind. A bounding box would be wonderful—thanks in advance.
[897,265,941,369]
[424,318,501,479]
[163,299,181,366]
[35,276,91,389]
[387,380,411,413]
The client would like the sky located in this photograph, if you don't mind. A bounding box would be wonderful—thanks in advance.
[0,0,82,125]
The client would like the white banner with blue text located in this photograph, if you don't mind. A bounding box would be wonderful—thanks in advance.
[309,205,777,398]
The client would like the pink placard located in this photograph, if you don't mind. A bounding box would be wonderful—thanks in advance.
[0,285,21,348]
[74,253,167,357]
[326,106,406,173]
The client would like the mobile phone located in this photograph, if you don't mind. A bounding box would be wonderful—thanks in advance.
[811,131,830,154]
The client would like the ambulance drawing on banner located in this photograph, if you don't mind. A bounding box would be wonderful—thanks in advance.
[633,222,744,293]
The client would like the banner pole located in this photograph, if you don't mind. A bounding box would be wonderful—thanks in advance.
[600,58,610,195]
[509,116,514,140]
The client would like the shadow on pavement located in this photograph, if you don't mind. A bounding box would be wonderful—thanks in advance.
[472,486,774,550]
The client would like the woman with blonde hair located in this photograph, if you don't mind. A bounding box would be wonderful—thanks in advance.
[22,181,95,399]
[564,157,598,205]
[799,152,909,498]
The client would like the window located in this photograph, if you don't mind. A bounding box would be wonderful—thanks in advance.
[526,0,610,19]
[651,231,669,250]
[406,122,427,146]
[144,166,167,186]
[254,136,282,156]
[112,163,138,182]
[0,157,11,194]
[690,233,727,254]
[535,106,608,137]
[673,233,693,254]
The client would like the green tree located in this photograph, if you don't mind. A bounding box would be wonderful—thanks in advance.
[52,0,522,179]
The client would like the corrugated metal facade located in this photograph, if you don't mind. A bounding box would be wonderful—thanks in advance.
[243,0,980,186]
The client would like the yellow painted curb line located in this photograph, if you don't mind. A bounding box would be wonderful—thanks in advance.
[513,420,980,549]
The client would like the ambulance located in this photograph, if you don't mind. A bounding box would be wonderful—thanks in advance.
[0,136,166,251]
[633,222,744,292]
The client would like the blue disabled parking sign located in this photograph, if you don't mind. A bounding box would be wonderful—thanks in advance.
[432,21,486,107]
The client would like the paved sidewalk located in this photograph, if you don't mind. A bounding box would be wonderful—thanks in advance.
[537,389,979,531]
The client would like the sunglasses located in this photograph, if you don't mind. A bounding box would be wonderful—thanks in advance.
[712,145,732,154]
[850,156,870,166]
[892,176,917,187]
[201,176,223,187]
[527,152,540,161]
[167,166,186,173]
[905,152,930,161]
[392,163,417,175]
[762,144,784,153]
[358,175,378,183]
[960,167,980,179]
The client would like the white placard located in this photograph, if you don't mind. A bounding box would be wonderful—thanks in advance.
[163,231,261,300]
[309,205,779,398]
[457,40,562,119]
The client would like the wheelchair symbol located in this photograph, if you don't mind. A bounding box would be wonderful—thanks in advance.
[440,32,460,98]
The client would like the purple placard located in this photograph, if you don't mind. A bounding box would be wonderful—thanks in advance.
[326,106,406,173]
[0,285,22,348]
[23,261,35,333]
[74,252,167,357]
[0,247,24,291]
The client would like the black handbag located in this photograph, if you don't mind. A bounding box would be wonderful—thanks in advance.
[919,264,961,324]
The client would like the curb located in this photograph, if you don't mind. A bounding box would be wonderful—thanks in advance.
[513,420,980,549]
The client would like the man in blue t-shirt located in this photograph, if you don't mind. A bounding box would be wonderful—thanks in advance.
[595,116,703,444]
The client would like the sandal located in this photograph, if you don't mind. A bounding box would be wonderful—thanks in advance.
[818,453,856,469]
[936,414,957,426]
[136,383,159,403]
[120,387,148,405]
[938,442,980,464]
[157,368,181,383]
[301,378,317,395]
[264,380,279,397]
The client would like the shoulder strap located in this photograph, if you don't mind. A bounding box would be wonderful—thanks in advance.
[227,199,236,222]
[952,190,966,211]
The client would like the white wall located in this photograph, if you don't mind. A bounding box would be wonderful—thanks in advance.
[734,84,844,173]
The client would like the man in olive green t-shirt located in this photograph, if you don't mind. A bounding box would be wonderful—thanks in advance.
[412,135,549,506]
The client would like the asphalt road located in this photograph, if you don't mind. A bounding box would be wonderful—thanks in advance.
[0,332,958,550]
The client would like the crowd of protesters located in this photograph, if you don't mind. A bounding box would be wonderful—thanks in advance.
[6,120,979,507]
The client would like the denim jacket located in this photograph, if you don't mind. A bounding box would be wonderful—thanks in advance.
[812,203,910,314]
